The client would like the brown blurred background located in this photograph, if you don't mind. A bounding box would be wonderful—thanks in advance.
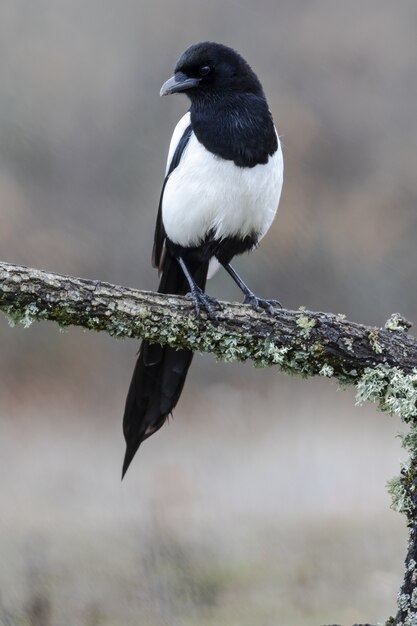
[0,2,416,625]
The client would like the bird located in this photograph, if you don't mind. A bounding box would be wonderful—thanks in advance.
[122,41,283,476]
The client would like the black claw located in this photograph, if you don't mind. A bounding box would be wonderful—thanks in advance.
[265,298,283,310]
[243,294,282,315]
[186,286,220,320]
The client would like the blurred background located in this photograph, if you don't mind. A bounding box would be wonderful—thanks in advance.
[0,2,416,625]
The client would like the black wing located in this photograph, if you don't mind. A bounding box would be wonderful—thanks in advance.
[152,123,193,270]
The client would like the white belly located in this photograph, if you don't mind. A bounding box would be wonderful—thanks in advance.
[162,124,283,249]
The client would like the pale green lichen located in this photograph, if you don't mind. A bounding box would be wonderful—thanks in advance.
[387,475,413,515]
[355,366,389,405]
[343,337,354,352]
[1,299,88,332]
[355,365,417,419]
[2,302,43,328]
[283,348,316,377]
[216,335,247,362]
[385,370,417,419]
[253,343,289,368]
[368,329,384,354]
[296,314,316,339]
[399,610,417,626]
[399,613,417,626]
[107,320,134,338]
[401,427,417,461]
[398,592,411,612]
[385,313,412,333]
[387,425,417,516]
[319,364,334,377]
[86,316,101,330]
[311,341,324,358]
[337,371,358,390]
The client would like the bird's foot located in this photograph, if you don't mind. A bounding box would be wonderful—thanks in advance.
[243,293,282,315]
[186,286,220,319]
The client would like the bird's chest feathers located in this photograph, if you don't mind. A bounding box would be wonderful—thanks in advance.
[162,133,282,249]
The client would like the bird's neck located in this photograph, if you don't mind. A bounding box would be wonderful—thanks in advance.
[189,92,278,168]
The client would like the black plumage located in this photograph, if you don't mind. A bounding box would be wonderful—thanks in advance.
[122,42,283,476]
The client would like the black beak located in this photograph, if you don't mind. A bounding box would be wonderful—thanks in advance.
[160,72,201,96]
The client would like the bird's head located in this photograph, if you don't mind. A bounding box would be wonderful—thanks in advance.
[160,42,264,100]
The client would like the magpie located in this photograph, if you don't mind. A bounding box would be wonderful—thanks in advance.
[122,42,283,476]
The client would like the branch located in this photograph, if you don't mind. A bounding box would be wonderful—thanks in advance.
[0,260,416,379]
[1,259,417,625]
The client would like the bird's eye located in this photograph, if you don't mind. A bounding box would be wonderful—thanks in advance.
[199,65,211,76]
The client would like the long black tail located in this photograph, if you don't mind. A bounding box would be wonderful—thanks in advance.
[122,254,208,477]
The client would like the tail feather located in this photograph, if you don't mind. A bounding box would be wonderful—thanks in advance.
[122,254,208,477]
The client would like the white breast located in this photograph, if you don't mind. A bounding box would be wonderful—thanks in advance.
[162,112,283,250]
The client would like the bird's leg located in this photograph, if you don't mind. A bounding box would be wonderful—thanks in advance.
[177,256,219,319]
[222,262,282,315]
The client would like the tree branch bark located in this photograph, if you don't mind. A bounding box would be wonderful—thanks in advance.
[0,260,416,377]
[1,259,417,625]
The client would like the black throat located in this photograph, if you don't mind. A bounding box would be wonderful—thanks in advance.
[190,92,278,168]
